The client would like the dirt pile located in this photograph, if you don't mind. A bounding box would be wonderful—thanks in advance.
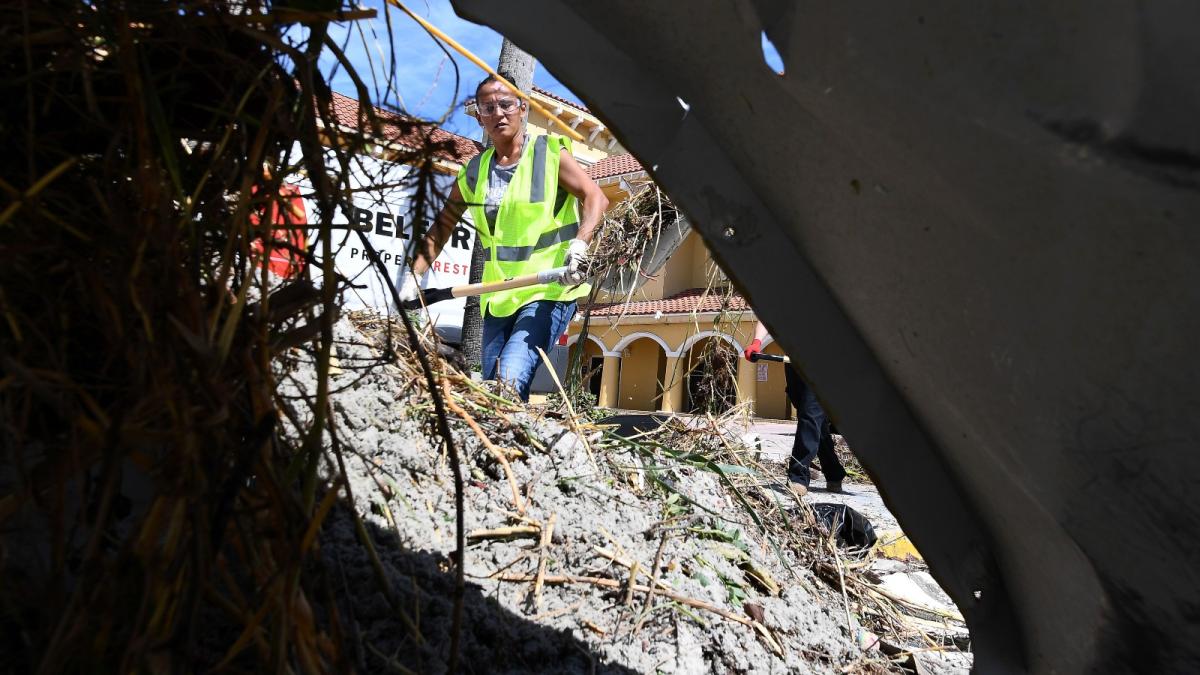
[264,315,934,674]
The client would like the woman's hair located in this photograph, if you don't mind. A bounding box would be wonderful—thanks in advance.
[475,72,522,102]
[475,73,501,97]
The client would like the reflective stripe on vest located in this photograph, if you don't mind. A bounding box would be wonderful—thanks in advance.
[529,135,547,203]
[464,154,484,199]
[493,221,579,262]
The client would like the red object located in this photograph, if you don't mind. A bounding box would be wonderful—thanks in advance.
[743,339,763,362]
[557,332,569,346]
[249,182,308,278]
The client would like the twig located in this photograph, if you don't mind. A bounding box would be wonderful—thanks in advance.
[633,533,670,633]
[467,525,540,540]
[195,8,378,26]
[533,599,585,622]
[530,513,557,613]
[623,561,640,607]
[366,643,419,675]
[443,383,524,513]
[498,510,542,527]
[536,347,598,473]
[494,573,754,628]
[591,546,673,591]
[826,536,856,636]
[750,622,786,656]
[859,581,965,623]
[596,527,629,560]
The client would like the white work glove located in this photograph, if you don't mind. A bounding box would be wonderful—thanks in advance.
[395,271,421,308]
[563,238,590,285]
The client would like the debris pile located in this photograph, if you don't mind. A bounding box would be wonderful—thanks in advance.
[264,313,971,673]
[587,182,682,285]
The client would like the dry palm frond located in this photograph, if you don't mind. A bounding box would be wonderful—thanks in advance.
[563,184,686,404]
[586,181,679,283]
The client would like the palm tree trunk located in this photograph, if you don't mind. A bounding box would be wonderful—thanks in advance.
[460,39,536,370]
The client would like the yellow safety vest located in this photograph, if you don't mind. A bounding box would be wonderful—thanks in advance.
[457,134,590,317]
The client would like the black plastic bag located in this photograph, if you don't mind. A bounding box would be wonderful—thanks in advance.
[811,503,877,549]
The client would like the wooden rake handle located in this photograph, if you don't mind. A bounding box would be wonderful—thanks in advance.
[400,266,571,310]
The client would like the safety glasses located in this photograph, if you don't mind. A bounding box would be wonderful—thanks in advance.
[476,98,521,117]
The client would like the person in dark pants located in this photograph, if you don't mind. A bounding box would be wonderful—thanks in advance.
[744,321,847,496]
[781,365,847,495]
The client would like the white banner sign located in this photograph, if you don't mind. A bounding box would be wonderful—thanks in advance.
[294,149,475,334]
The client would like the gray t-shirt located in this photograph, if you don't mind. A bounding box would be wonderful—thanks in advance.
[484,160,517,232]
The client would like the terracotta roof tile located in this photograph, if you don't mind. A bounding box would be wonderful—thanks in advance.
[583,287,747,317]
[586,152,645,180]
[328,91,482,165]
[532,86,587,112]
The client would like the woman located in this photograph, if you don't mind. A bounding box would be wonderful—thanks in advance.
[398,75,609,401]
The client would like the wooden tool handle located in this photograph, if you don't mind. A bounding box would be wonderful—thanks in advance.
[399,266,570,310]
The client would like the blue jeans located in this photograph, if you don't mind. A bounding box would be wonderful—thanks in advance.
[481,300,577,401]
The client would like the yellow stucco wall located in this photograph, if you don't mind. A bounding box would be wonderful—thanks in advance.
[616,231,727,300]
[689,235,716,289]
[591,264,670,305]
[599,182,627,207]
[617,338,663,410]
[524,118,610,165]
[660,233,697,298]
[525,91,618,164]
[754,341,792,420]
[580,318,758,361]
[568,316,789,416]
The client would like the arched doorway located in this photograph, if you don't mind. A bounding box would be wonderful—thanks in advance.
[567,336,606,400]
[616,336,666,411]
[684,335,738,414]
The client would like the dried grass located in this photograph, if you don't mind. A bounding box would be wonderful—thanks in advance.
[586,181,680,289]
[0,2,470,671]
[597,408,962,670]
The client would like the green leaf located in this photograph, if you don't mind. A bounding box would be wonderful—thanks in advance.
[713,463,755,476]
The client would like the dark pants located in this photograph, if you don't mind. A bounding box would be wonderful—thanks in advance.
[784,365,847,487]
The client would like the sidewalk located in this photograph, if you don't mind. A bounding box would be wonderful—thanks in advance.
[746,419,900,531]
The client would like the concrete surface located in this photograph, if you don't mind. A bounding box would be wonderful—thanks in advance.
[749,421,900,533]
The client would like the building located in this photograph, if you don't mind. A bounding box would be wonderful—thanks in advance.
[569,146,794,421]
[564,228,794,420]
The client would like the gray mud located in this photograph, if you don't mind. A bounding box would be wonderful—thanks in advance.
[278,319,890,673]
